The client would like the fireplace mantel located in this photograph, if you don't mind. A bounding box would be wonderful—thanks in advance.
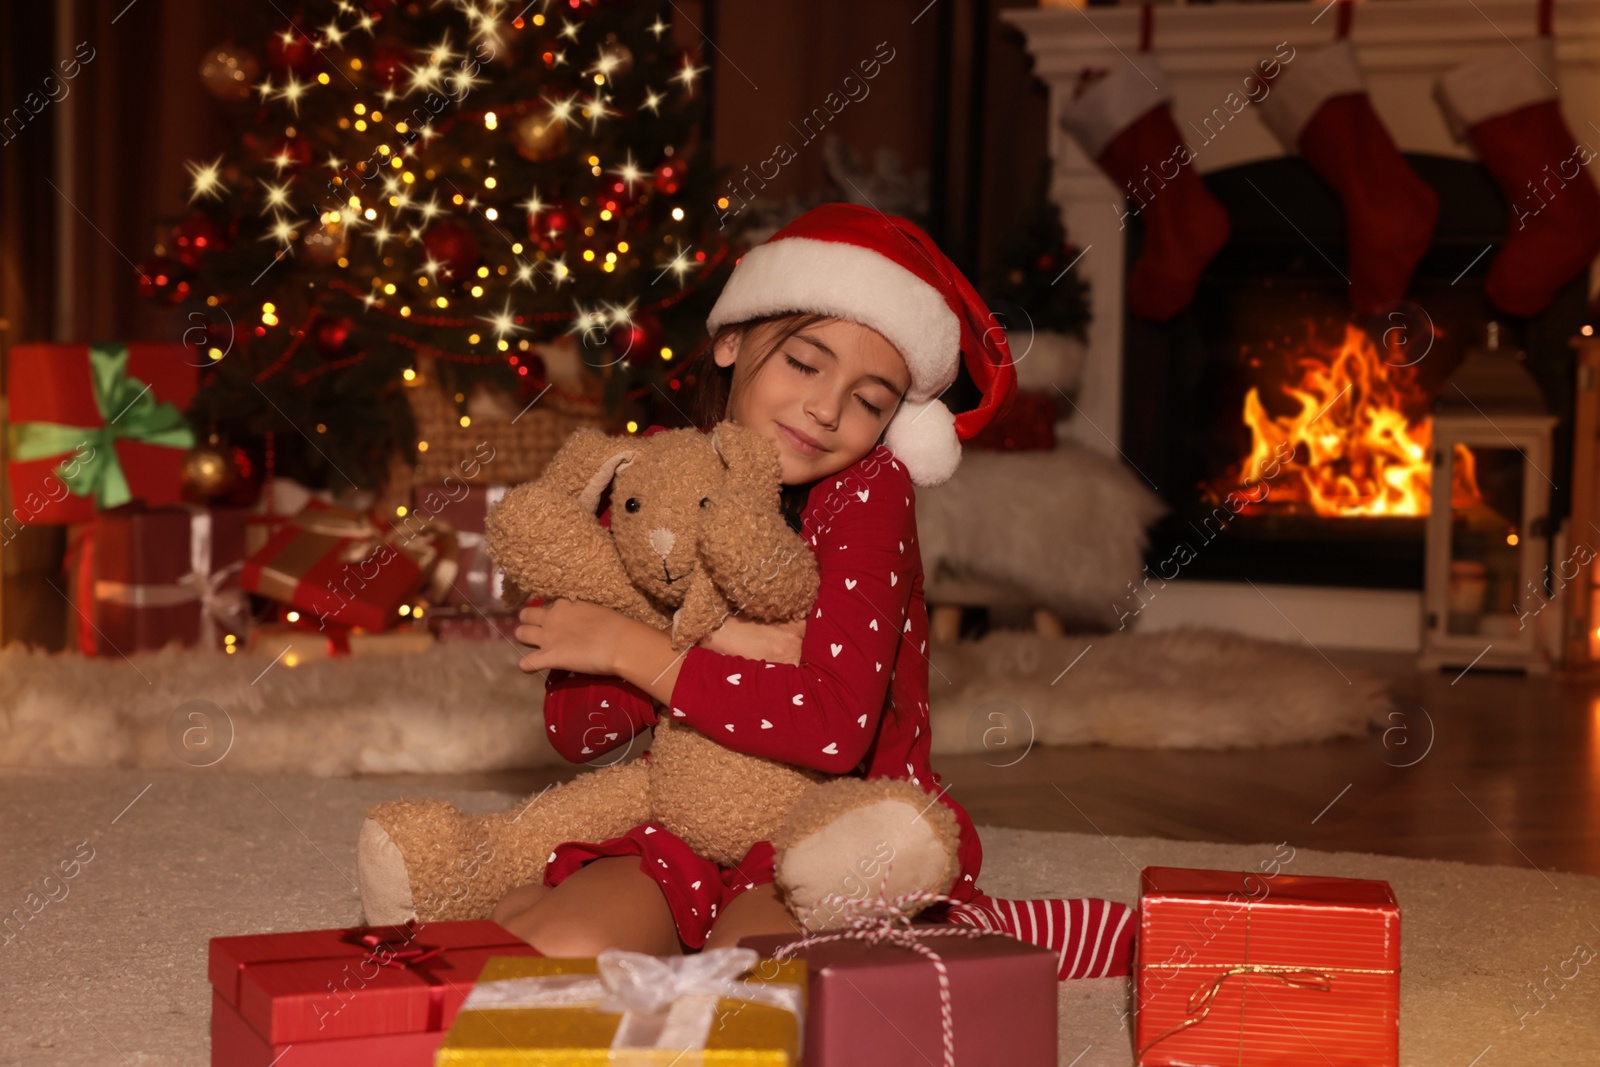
[1002,0,1600,653]
[1005,0,1600,453]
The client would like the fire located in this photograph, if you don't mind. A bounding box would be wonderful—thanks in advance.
[1221,323,1479,517]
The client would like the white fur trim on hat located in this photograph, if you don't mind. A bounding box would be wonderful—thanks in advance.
[705,235,961,404]
[1058,56,1169,161]
[1257,40,1365,149]
[884,397,960,488]
[1436,37,1558,142]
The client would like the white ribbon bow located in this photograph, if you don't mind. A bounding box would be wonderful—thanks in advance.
[459,946,803,1057]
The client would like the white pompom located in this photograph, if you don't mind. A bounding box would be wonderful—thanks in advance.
[884,398,961,488]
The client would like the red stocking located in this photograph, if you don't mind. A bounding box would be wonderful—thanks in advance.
[1438,37,1600,316]
[1259,41,1439,315]
[1060,58,1231,322]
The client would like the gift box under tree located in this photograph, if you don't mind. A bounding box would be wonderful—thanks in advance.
[69,504,250,656]
[240,500,448,632]
[1134,866,1401,1067]
[6,342,196,525]
[413,483,510,616]
[207,920,543,1067]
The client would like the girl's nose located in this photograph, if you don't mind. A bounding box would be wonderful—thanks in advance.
[648,527,676,560]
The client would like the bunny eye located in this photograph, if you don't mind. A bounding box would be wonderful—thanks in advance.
[624,498,641,513]
[699,497,710,508]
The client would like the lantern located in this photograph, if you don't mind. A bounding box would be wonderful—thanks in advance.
[1419,323,1557,674]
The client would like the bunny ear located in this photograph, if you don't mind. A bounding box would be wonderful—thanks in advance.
[575,450,637,515]
[537,428,640,514]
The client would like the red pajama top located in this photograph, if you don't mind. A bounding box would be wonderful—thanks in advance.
[539,426,982,903]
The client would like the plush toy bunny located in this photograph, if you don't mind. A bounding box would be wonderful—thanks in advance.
[356,422,961,932]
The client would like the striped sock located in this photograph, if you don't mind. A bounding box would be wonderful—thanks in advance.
[942,894,1137,980]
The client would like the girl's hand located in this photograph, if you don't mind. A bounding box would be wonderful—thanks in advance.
[515,598,630,676]
[699,615,807,666]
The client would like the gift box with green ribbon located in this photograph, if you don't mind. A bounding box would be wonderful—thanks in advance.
[6,342,196,525]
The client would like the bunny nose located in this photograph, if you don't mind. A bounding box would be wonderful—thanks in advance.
[648,528,676,560]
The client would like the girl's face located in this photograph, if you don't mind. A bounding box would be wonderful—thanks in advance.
[714,317,912,485]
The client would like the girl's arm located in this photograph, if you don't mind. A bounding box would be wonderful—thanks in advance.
[541,669,657,763]
[609,453,917,775]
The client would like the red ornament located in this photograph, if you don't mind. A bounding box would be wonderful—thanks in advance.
[173,214,226,268]
[265,25,319,76]
[422,220,481,282]
[136,255,192,305]
[607,313,661,364]
[600,176,643,215]
[526,201,577,253]
[314,315,354,355]
[653,158,684,197]
[369,43,409,89]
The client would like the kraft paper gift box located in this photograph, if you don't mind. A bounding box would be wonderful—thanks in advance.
[6,341,196,524]
[434,949,806,1066]
[738,928,1057,1067]
[412,484,510,614]
[207,920,543,1067]
[1134,866,1401,1067]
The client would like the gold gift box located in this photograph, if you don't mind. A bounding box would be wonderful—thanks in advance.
[435,956,806,1066]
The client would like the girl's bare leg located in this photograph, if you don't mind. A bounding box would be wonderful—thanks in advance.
[702,879,804,950]
[492,857,683,957]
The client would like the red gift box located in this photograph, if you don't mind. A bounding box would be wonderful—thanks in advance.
[412,484,509,613]
[240,500,436,632]
[1134,866,1401,1067]
[71,505,250,655]
[739,929,1058,1067]
[6,342,197,524]
[207,920,543,1067]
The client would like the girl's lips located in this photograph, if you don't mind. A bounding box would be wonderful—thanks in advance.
[777,422,827,456]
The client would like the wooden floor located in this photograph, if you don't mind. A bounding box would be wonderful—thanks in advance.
[400,648,1600,880]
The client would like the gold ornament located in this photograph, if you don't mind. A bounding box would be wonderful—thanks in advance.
[183,444,237,500]
[511,112,569,162]
[199,44,260,102]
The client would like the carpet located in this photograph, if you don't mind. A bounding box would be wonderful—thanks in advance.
[2,769,1593,1066]
[0,629,1388,776]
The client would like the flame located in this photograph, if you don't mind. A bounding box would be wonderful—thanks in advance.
[1219,323,1480,517]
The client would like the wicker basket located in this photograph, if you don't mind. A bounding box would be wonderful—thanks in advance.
[376,369,610,515]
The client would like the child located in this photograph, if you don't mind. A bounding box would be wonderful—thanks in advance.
[493,204,1136,980]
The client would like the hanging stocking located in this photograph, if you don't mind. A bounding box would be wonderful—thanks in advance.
[1060,56,1231,321]
[1257,39,1439,315]
[1436,35,1600,316]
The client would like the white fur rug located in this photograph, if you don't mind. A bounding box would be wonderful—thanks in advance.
[916,444,1168,627]
[2,768,1593,1066]
[0,629,1386,775]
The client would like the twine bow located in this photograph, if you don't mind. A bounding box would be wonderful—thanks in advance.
[10,342,194,509]
[769,875,988,1067]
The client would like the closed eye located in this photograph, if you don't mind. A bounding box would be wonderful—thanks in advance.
[785,354,884,416]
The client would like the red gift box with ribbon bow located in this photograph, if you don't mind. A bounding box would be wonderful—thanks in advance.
[72,504,250,655]
[6,342,196,525]
[739,915,1057,1067]
[240,500,452,632]
[1133,866,1401,1067]
[208,920,544,1067]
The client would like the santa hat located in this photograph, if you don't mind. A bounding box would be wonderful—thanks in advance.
[704,203,1017,488]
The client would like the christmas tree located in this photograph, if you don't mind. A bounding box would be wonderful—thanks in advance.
[146,0,734,491]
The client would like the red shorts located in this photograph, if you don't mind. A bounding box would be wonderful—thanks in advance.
[543,822,777,949]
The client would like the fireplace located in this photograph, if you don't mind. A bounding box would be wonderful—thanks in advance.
[1004,0,1600,650]
[1122,154,1583,591]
